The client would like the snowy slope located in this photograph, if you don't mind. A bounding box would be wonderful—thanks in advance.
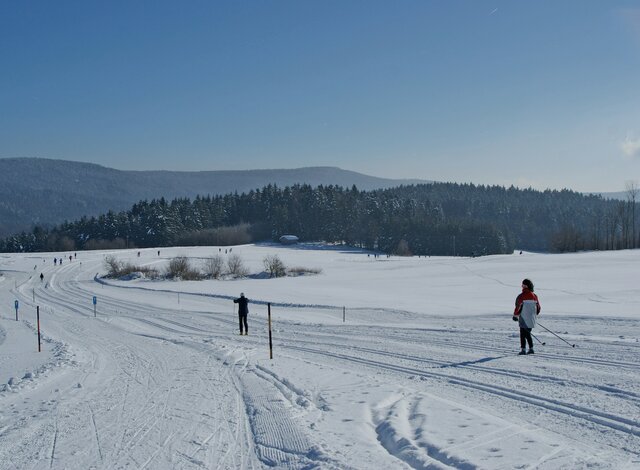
[0,246,638,469]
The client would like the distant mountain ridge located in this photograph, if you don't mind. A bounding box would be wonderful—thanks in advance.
[0,158,428,237]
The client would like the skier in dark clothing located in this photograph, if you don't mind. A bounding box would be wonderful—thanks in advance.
[513,278,541,355]
[233,293,249,335]
[40,273,44,282]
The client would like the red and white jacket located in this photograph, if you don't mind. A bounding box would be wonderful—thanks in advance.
[514,288,541,328]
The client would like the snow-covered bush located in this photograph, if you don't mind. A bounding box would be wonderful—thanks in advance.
[287,266,322,276]
[166,256,201,280]
[104,255,123,277]
[203,255,225,279]
[103,255,158,279]
[227,253,248,278]
[263,254,287,278]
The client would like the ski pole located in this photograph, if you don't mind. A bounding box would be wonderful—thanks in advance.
[531,332,545,345]
[537,322,576,347]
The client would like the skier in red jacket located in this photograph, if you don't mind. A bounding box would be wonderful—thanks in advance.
[513,278,541,355]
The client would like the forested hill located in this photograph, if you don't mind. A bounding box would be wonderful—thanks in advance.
[0,158,426,237]
[2,182,633,256]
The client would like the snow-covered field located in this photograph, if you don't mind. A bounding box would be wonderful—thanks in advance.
[0,244,638,469]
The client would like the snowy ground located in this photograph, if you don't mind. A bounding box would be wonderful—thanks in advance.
[0,244,639,469]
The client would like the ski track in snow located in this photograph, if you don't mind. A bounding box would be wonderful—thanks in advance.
[1,247,639,469]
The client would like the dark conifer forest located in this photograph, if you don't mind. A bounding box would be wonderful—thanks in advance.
[1,183,637,256]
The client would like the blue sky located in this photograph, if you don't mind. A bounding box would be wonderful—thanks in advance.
[1,1,639,192]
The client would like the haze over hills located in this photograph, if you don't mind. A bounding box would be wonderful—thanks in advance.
[0,158,428,237]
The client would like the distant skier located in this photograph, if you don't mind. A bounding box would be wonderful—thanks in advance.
[233,293,249,335]
[513,278,541,355]
[40,273,44,282]
[54,258,57,266]
[69,255,72,262]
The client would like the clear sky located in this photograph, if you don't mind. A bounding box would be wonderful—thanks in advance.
[1,1,639,192]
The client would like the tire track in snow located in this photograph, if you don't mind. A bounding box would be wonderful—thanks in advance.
[90,262,639,373]
[363,327,640,371]
[89,406,103,462]
[225,353,262,470]
[31,276,177,466]
[215,349,346,469]
[238,370,315,467]
[49,417,59,469]
[9,262,257,469]
[139,431,176,470]
[121,306,640,401]
[96,275,343,310]
[372,394,588,470]
[52,267,640,437]
[373,395,475,470]
[113,296,640,429]
[282,334,640,405]
[284,343,640,441]
[90,268,640,373]
[253,365,327,412]
[174,355,235,465]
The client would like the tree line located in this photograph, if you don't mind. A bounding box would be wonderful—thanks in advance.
[1,182,637,256]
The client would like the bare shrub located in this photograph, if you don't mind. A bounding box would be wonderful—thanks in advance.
[104,255,123,277]
[103,255,158,279]
[263,254,287,278]
[166,256,201,280]
[227,253,248,278]
[203,255,225,279]
[287,266,323,276]
[126,265,158,279]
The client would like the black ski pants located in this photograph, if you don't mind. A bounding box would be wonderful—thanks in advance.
[520,327,533,349]
[239,313,248,334]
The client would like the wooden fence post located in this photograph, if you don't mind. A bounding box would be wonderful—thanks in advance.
[268,303,273,360]
[37,306,41,352]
